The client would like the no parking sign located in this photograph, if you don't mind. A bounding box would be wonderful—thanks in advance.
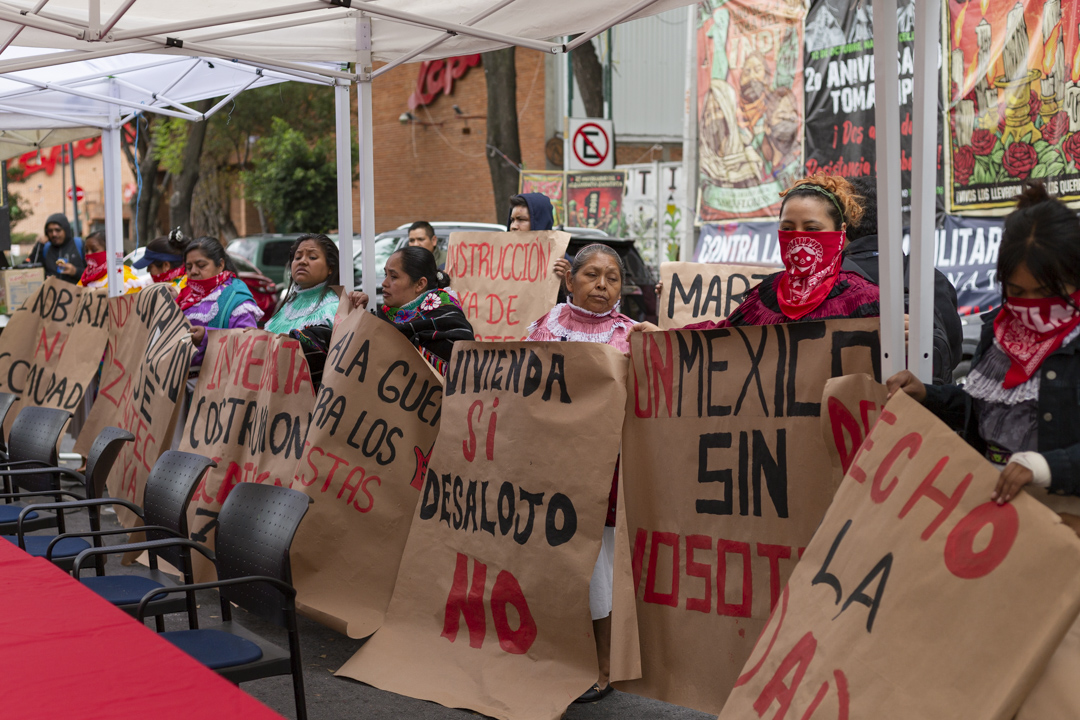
[567,117,614,170]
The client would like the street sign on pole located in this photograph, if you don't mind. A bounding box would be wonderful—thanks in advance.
[66,185,84,202]
[568,117,614,170]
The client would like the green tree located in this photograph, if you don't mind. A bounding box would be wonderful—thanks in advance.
[241,117,337,233]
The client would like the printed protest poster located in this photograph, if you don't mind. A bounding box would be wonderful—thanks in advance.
[617,319,880,713]
[721,391,1080,720]
[565,171,626,236]
[520,171,565,227]
[74,286,192,526]
[446,230,570,341]
[181,328,316,580]
[658,261,777,329]
[945,0,1080,213]
[940,215,1002,314]
[696,0,805,222]
[290,310,442,638]
[0,277,109,430]
[339,342,627,720]
[695,222,782,265]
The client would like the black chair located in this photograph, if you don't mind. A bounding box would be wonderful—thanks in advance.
[0,391,19,470]
[6,426,135,571]
[0,407,78,538]
[78,483,312,720]
[65,451,216,630]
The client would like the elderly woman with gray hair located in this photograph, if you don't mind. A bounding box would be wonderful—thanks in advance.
[526,243,631,704]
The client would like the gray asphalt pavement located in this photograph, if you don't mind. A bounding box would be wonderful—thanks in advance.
[50,457,714,720]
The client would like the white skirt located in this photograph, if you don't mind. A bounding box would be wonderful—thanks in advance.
[589,525,616,621]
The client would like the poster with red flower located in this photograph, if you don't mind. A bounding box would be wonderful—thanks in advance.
[946,0,1080,212]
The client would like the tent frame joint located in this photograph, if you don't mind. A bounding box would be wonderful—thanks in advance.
[165,36,183,48]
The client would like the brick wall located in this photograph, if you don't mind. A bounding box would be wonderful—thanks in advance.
[356,48,549,233]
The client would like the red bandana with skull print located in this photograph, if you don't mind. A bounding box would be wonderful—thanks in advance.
[776,230,845,320]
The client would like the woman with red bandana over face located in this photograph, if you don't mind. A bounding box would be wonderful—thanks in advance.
[632,173,878,332]
[889,182,1080,538]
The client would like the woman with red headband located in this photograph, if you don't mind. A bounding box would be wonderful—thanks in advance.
[634,173,878,331]
[889,182,1080,534]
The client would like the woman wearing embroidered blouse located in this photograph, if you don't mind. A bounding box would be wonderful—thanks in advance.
[526,243,632,704]
[180,236,263,369]
[78,230,145,294]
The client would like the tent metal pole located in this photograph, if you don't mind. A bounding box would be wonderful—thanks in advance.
[0,0,89,27]
[109,76,202,116]
[565,0,662,51]
[0,42,159,75]
[98,0,138,38]
[0,6,85,38]
[335,82,355,290]
[172,39,358,80]
[908,0,939,381]
[201,73,262,120]
[102,105,124,298]
[0,101,108,128]
[181,8,354,44]
[1,76,205,120]
[680,2,697,264]
[357,17,376,306]
[370,0,520,79]
[107,2,331,41]
[872,0,905,379]
[0,0,52,54]
[352,5,561,54]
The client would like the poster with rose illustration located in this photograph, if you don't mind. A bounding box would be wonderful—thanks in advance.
[695,0,806,222]
[946,0,1080,213]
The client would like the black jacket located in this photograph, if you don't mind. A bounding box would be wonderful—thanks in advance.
[843,234,963,384]
[923,308,1080,496]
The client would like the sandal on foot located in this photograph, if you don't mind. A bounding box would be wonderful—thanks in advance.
[574,683,613,703]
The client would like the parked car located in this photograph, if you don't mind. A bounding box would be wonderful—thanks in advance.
[227,234,310,287]
[124,247,279,325]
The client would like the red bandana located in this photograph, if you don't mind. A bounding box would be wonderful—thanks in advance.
[80,251,107,286]
[993,291,1080,388]
[776,230,846,320]
[151,265,186,285]
[176,271,235,311]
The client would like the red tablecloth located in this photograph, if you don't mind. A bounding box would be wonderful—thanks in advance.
[0,539,284,719]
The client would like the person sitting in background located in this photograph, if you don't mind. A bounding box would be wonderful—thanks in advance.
[265,233,341,389]
[844,176,963,384]
[359,246,472,374]
[134,230,188,288]
[888,181,1080,535]
[178,236,263,369]
[527,244,633,704]
[77,231,145,294]
[37,213,85,283]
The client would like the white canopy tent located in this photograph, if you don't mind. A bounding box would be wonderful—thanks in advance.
[0,0,934,383]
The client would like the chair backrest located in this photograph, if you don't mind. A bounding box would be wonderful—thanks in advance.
[83,427,135,499]
[216,483,310,626]
[142,451,215,571]
[7,407,72,492]
[0,392,17,453]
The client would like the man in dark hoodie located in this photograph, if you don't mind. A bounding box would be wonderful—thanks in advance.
[843,177,963,384]
[39,213,85,284]
[508,192,574,278]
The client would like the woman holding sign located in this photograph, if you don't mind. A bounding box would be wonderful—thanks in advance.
[372,246,473,374]
[632,173,878,331]
[888,182,1080,532]
[527,243,631,703]
[179,237,263,369]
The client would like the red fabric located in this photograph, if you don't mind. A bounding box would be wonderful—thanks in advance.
[80,251,107,285]
[152,265,187,285]
[176,271,235,310]
[994,290,1080,388]
[0,541,283,720]
[775,230,846,320]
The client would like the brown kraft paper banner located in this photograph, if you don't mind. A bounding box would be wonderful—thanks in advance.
[0,277,109,433]
[290,310,442,638]
[181,328,316,580]
[446,230,570,341]
[822,374,1080,720]
[339,341,627,720]
[75,285,192,527]
[658,261,776,330]
[720,391,1080,720]
[617,319,881,714]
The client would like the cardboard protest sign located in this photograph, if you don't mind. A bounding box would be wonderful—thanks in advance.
[290,310,442,638]
[74,286,192,526]
[721,390,1080,720]
[617,319,880,713]
[446,230,570,341]
[0,277,109,430]
[181,328,315,580]
[658,262,776,330]
[339,341,627,720]
[821,373,888,482]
